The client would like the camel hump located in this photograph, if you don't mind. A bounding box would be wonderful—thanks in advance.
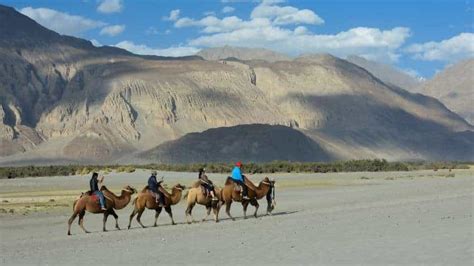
[101,185,110,192]
[141,186,149,193]
[225,177,233,185]
[191,181,200,188]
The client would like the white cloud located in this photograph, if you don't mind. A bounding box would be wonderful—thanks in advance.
[405,33,474,62]
[90,39,102,47]
[97,0,123,14]
[222,6,235,13]
[189,26,411,62]
[173,2,409,62]
[20,7,106,35]
[251,1,324,25]
[100,24,125,36]
[163,9,180,21]
[402,68,425,81]
[145,27,171,35]
[114,41,200,57]
[175,16,272,34]
[204,11,216,16]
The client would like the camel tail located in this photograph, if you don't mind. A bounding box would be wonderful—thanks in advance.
[132,197,137,206]
[182,190,189,200]
[72,199,78,211]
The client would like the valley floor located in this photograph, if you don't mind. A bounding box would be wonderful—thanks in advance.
[0,170,473,265]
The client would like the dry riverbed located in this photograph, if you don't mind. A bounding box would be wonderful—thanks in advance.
[0,169,472,265]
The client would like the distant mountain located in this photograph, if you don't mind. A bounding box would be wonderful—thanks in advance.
[0,4,473,165]
[415,59,474,125]
[140,124,332,163]
[197,46,291,62]
[346,55,421,90]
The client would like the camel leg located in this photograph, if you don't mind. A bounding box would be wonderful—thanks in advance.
[202,206,211,222]
[109,209,120,230]
[213,205,219,223]
[136,208,146,228]
[267,199,274,215]
[250,199,260,218]
[67,212,78,235]
[128,208,138,229]
[164,206,176,225]
[78,211,89,234]
[154,207,162,227]
[103,211,109,232]
[185,203,195,224]
[225,201,235,221]
[242,200,250,219]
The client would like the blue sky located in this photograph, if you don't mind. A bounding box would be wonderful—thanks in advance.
[2,0,473,78]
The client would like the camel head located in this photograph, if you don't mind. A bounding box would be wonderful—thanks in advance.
[262,177,276,187]
[173,184,186,191]
[123,185,137,194]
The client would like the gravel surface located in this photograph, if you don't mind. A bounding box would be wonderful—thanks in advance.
[0,170,472,265]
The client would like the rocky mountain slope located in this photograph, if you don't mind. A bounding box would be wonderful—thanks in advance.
[140,124,332,163]
[0,4,473,164]
[346,55,422,90]
[197,46,291,62]
[414,59,473,125]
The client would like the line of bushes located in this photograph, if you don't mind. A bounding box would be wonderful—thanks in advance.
[0,159,470,179]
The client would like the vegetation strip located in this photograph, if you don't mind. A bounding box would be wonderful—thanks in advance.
[1,160,470,179]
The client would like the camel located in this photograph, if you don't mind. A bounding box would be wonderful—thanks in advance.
[184,181,223,223]
[221,176,275,220]
[128,183,185,229]
[67,185,137,235]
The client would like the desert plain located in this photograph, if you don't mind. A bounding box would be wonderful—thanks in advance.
[0,169,472,265]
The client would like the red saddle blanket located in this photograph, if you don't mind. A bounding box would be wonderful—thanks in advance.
[90,194,99,202]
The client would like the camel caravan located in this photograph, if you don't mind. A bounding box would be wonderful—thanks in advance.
[67,162,276,235]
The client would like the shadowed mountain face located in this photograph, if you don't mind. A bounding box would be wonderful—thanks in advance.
[0,4,473,165]
[140,124,332,163]
[414,59,474,125]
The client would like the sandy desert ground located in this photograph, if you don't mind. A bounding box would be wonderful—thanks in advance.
[0,169,473,265]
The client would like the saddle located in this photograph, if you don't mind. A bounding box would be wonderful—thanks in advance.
[79,191,102,206]
[226,177,242,192]
[200,185,210,198]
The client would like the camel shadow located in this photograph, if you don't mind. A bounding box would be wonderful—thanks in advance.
[92,210,302,232]
[195,209,300,224]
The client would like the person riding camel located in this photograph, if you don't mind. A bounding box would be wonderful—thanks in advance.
[231,161,249,200]
[148,170,165,207]
[89,172,106,211]
[198,168,217,201]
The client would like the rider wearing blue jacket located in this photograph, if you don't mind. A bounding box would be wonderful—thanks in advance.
[231,161,249,199]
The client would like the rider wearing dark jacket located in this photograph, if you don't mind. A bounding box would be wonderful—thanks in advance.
[198,168,217,200]
[90,172,106,210]
[148,170,165,207]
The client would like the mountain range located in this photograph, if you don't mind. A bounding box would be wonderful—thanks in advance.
[0,4,472,165]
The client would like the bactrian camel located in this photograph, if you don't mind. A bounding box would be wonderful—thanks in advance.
[184,181,223,223]
[67,185,137,235]
[221,176,275,220]
[128,184,185,229]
